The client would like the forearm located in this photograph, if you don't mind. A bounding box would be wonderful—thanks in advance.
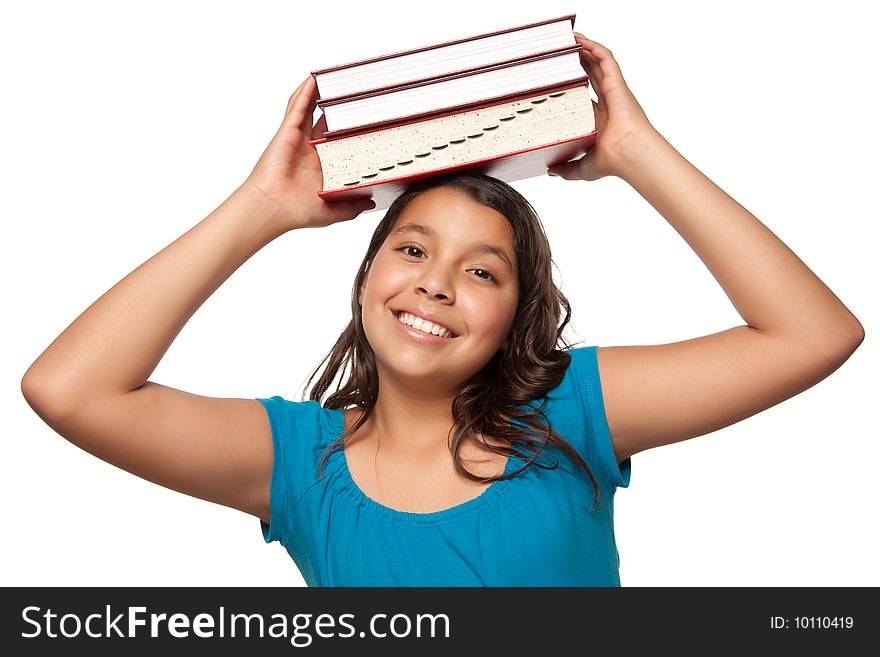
[22,186,283,409]
[615,128,864,348]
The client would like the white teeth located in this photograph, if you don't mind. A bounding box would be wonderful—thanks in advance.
[397,311,454,338]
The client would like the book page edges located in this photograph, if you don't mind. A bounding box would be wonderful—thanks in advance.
[317,44,583,107]
[309,15,576,76]
[315,85,595,190]
[317,131,596,198]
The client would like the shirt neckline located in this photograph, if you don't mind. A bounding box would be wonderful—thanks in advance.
[327,406,519,526]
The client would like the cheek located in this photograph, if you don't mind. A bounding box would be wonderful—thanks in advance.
[361,260,409,336]
[496,289,519,336]
[375,257,406,283]
[466,293,518,338]
[361,259,399,303]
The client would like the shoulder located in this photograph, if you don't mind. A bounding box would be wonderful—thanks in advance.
[255,397,349,537]
[256,396,344,452]
[547,345,600,399]
[543,345,632,489]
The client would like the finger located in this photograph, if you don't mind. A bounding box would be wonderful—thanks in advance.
[547,154,589,180]
[298,79,320,134]
[283,76,317,129]
[574,35,614,71]
[580,49,604,90]
[574,39,604,88]
[573,50,604,105]
[580,41,605,78]
[326,197,377,221]
[575,36,626,86]
[284,77,311,116]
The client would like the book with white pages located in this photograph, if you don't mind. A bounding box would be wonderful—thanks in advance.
[317,45,587,134]
[311,14,577,100]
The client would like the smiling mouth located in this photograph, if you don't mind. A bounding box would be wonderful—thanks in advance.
[393,310,459,339]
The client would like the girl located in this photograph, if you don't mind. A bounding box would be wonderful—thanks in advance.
[21,35,864,586]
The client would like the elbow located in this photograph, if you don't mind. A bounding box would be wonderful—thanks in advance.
[21,359,52,403]
[853,324,865,351]
[853,320,866,345]
[825,319,865,364]
[790,315,866,369]
[843,316,865,351]
[21,370,52,417]
[21,368,73,420]
[21,367,43,407]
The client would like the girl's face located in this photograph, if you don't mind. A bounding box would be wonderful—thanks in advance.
[359,187,520,395]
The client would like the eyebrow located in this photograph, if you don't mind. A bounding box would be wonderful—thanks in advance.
[392,223,514,273]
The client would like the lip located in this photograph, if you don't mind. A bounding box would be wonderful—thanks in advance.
[391,309,459,344]
[392,307,458,336]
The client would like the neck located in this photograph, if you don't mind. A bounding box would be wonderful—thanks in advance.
[365,374,458,456]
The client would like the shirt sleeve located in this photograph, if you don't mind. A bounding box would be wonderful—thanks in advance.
[254,396,293,546]
[567,346,632,489]
[254,395,331,547]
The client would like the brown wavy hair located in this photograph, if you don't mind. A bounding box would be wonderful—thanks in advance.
[302,172,603,511]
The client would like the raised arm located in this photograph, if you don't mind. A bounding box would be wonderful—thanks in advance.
[550,36,864,463]
[20,76,373,521]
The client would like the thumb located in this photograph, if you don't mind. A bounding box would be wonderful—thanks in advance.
[326,197,376,222]
[547,155,589,181]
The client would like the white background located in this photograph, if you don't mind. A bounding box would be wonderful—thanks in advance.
[3,0,877,587]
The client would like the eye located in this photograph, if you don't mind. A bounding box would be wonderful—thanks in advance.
[470,268,496,282]
[399,244,425,258]
[398,243,497,283]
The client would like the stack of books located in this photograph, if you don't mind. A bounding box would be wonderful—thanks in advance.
[309,15,596,210]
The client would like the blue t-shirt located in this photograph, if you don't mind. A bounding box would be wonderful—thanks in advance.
[256,345,631,586]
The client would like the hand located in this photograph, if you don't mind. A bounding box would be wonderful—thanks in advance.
[239,76,375,232]
[548,34,658,181]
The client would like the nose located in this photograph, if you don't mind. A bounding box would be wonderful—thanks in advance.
[414,265,454,302]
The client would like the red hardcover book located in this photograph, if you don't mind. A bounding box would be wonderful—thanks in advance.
[317,45,586,134]
[310,81,596,211]
[311,14,577,100]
